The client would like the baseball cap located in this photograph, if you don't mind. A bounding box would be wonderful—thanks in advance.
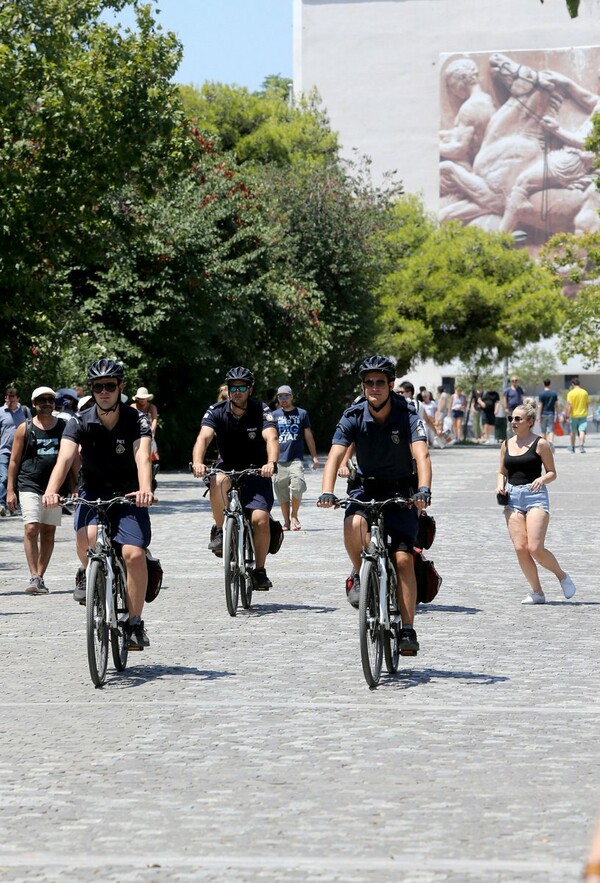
[277,385,293,396]
[31,386,56,403]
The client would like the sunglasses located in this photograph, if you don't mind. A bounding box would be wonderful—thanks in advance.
[278,394,291,400]
[228,385,248,393]
[510,416,526,423]
[363,379,388,388]
[91,381,119,393]
[36,397,56,404]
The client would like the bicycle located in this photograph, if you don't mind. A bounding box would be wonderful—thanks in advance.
[206,468,262,617]
[67,496,131,687]
[337,495,414,688]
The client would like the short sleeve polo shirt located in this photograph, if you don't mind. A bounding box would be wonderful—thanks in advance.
[332,397,427,481]
[201,398,275,469]
[63,404,152,495]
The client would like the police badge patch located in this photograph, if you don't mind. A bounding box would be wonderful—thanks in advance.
[116,439,126,454]
[391,430,400,445]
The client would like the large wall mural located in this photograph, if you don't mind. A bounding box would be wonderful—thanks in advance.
[439,46,600,249]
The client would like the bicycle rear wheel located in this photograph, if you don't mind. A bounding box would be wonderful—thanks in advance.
[240,527,254,610]
[87,559,108,687]
[224,517,241,617]
[110,557,128,672]
[359,560,383,687]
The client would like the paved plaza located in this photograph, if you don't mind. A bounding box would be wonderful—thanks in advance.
[1,435,599,881]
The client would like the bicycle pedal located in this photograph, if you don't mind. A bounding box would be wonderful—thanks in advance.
[400,648,418,657]
[212,549,223,559]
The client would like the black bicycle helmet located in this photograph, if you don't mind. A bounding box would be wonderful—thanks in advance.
[225,366,254,385]
[87,358,125,384]
[358,355,396,380]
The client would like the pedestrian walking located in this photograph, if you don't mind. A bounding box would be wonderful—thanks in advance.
[565,376,589,454]
[503,375,524,438]
[0,386,32,516]
[537,378,558,449]
[496,401,576,605]
[271,385,318,531]
[6,387,73,594]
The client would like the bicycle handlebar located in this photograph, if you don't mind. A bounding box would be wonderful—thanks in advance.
[60,495,135,509]
[331,495,413,511]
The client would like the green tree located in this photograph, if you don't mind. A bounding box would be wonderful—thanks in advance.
[540,0,580,17]
[377,213,565,375]
[0,0,192,382]
[178,79,339,168]
[540,231,600,367]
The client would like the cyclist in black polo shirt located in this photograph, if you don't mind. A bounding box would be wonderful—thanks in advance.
[318,356,432,655]
[192,366,279,590]
[43,359,154,651]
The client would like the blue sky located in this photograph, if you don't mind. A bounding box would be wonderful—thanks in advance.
[104,0,293,91]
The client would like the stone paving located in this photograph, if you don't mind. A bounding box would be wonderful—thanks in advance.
[1,434,600,881]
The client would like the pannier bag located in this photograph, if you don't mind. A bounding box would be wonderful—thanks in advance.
[268,517,284,555]
[145,550,164,603]
[416,511,436,550]
[414,549,442,604]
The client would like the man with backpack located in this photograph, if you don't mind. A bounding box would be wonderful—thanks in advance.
[6,387,72,594]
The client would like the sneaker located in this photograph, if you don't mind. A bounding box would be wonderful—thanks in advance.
[399,626,419,656]
[73,567,86,603]
[36,576,49,595]
[579,447,586,454]
[560,572,576,600]
[25,576,42,595]
[521,591,545,605]
[207,526,223,554]
[126,615,149,650]
[345,570,360,609]
[252,568,272,591]
[0,505,6,517]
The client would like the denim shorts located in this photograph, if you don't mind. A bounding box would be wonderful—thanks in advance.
[506,482,549,514]
[540,414,555,434]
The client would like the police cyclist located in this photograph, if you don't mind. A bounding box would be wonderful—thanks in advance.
[191,367,279,591]
[318,355,432,655]
[43,359,154,651]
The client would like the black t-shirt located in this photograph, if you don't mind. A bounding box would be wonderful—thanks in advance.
[481,390,499,415]
[18,419,67,494]
[201,398,275,469]
[62,404,152,496]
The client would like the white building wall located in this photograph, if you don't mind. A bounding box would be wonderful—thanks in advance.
[294,0,600,210]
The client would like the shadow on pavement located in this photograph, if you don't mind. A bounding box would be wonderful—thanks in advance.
[245,602,338,617]
[109,664,235,688]
[383,667,509,691]
[0,610,33,616]
[417,603,481,615]
[0,589,72,597]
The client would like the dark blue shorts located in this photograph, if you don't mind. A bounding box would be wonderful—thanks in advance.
[74,494,151,549]
[345,485,418,553]
[239,474,274,513]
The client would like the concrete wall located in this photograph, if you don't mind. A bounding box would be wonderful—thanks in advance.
[294,0,600,210]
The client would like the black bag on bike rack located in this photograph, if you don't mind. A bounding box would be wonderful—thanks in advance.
[416,511,436,550]
[414,549,442,604]
[268,517,284,555]
[145,550,164,602]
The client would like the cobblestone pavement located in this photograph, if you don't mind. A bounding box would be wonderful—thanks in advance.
[1,435,599,881]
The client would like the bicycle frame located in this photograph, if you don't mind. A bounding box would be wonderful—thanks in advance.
[360,513,400,635]
[225,485,256,582]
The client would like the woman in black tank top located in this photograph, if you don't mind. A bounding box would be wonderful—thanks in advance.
[496,402,576,605]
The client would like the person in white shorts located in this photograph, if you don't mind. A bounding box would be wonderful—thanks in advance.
[6,386,73,594]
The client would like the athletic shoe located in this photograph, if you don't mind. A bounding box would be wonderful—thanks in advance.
[560,573,576,600]
[126,615,149,650]
[73,567,86,603]
[0,505,6,517]
[208,527,223,553]
[25,576,42,595]
[521,591,545,605]
[579,447,586,454]
[36,577,49,595]
[399,626,420,656]
[345,570,360,609]
[252,568,272,591]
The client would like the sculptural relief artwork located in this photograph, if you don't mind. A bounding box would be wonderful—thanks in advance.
[439,46,600,250]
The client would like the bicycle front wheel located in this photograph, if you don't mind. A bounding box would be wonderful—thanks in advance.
[224,517,241,617]
[359,560,383,687]
[240,527,254,610]
[384,566,400,673]
[110,557,128,672]
[87,559,109,687]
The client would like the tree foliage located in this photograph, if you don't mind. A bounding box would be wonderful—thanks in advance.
[178,78,339,168]
[539,0,580,17]
[0,0,192,383]
[540,231,600,368]
[376,211,565,375]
